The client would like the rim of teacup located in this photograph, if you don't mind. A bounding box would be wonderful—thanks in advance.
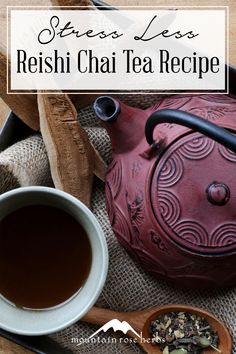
[0,186,109,335]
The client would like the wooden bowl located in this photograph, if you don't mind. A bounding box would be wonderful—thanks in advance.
[141,304,232,354]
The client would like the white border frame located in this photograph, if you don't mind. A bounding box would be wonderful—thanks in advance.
[7,5,229,95]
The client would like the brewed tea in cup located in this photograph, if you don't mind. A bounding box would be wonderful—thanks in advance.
[0,186,108,335]
[0,204,92,309]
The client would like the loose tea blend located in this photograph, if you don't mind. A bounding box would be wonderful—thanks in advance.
[149,312,220,354]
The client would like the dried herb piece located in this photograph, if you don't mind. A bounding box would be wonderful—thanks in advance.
[149,311,221,354]
[38,93,107,208]
[170,350,188,354]
[195,337,211,348]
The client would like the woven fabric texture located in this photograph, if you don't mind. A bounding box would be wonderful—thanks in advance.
[0,134,53,193]
[0,94,235,354]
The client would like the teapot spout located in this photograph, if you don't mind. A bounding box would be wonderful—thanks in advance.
[93,96,120,123]
[93,96,146,153]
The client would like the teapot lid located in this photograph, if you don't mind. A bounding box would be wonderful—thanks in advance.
[151,131,236,255]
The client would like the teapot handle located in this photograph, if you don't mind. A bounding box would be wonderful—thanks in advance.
[145,109,236,153]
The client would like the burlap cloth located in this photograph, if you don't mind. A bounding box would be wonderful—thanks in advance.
[0,94,235,354]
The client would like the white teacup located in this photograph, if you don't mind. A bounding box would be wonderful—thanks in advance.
[0,186,108,335]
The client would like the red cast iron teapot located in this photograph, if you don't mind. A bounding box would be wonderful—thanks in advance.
[93,93,236,289]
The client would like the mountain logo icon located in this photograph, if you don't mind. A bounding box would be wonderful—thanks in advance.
[77,319,141,346]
